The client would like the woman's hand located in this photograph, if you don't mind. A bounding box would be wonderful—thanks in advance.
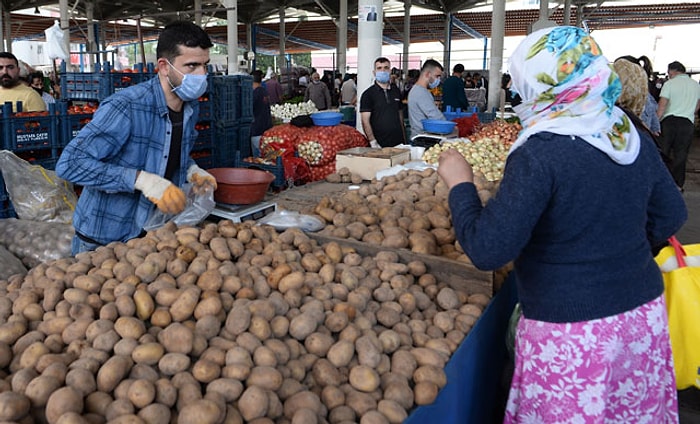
[437,148,474,189]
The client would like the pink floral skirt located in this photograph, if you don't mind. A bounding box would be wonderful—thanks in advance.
[504,295,679,423]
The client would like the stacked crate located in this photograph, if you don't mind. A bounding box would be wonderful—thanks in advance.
[191,74,254,168]
[2,102,59,170]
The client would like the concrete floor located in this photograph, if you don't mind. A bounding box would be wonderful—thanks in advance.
[675,140,700,245]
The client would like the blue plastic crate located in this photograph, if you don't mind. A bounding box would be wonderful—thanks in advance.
[477,112,496,124]
[104,62,154,94]
[234,151,287,189]
[191,151,214,169]
[15,148,58,170]
[198,98,212,121]
[60,61,109,101]
[2,103,58,151]
[194,123,214,151]
[57,102,93,147]
[239,77,253,120]
[0,199,16,219]
[211,75,241,126]
[212,125,243,167]
[0,171,7,203]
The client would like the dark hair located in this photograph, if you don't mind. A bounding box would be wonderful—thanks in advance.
[0,52,18,65]
[374,57,391,67]
[453,64,465,74]
[421,59,443,74]
[156,21,213,61]
[30,71,44,81]
[668,61,686,73]
[501,73,512,89]
[251,69,263,83]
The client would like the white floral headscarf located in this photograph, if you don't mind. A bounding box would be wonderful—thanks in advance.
[509,26,640,165]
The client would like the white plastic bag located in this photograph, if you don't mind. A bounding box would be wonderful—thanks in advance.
[45,21,69,62]
[258,210,324,232]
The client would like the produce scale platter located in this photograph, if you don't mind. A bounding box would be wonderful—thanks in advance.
[209,200,277,223]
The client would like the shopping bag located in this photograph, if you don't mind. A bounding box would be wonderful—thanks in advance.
[654,236,700,389]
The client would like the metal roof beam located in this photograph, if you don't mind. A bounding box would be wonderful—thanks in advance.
[451,15,484,39]
[256,25,334,50]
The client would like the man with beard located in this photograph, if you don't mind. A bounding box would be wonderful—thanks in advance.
[0,52,46,112]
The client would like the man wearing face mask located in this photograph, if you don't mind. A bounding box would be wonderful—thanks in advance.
[359,57,406,148]
[407,59,446,135]
[56,21,217,254]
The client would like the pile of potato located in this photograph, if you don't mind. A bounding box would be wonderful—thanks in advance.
[0,220,490,423]
[313,168,492,264]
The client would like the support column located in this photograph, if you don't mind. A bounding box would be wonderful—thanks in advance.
[60,0,70,63]
[4,11,11,53]
[86,1,95,71]
[338,0,348,76]
[195,0,203,26]
[278,7,286,75]
[223,0,238,74]
[246,23,253,71]
[0,3,5,52]
[402,0,410,74]
[539,0,548,20]
[487,0,506,112]
[357,0,383,130]
[443,13,452,73]
[563,0,572,26]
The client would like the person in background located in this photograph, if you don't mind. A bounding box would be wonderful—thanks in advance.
[407,59,446,134]
[264,72,283,105]
[501,73,522,108]
[615,55,660,136]
[251,69,273,157]
[304,72,331,110]
[0,52,45,112]
[441,63,470,112]
[30,71,56,109]
[656,60,700,190]
[56,21,217,254]
[464,72,476,89]
[340,73,357,106]
[438,26,685,422]
[360,57,406,148]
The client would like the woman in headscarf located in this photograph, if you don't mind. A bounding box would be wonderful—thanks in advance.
[615,55,662,136]
[438,26,685,422]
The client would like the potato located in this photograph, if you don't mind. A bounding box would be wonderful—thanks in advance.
[24,374,61,408]
[46,386,83,424]
[96,355,133,393]
[0,391,31,421]
[138,403,171,424]
[157,322,193,354]
[414,381,439,405]
[238,385,269,421]
[349,365,380,393]
[288,313,318,341]
[413,365,447,388]
[283,390,324,420]
[127,379,156,409]
[131,342,165,365]
[246,366,283,391]
[179,398,223,424]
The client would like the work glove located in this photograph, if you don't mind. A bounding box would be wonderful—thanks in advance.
[134,171,186,215]
[187,164,217,195]
[369,139,380,148]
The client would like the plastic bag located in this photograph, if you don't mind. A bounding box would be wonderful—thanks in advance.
[258,210,325,232]
[0,245,27,280]
[654,236,700,389]
[0,151,77,224]
[143,184,216,231]
[0,218,74,268]
[45,20,69,61]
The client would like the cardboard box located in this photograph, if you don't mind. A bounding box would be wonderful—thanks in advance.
[335,147,411,180]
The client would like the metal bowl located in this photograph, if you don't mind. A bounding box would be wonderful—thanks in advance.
[208,167,275,205]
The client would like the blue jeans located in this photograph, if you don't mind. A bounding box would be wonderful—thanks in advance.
[251,136,262,158]
[71,234,102,255]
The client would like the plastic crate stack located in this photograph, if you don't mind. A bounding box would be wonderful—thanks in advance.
[191,74,254,169]
[60,61,156,102]
[2,102,59,170]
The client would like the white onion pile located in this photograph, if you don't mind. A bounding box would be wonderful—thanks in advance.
[271,101,319,121]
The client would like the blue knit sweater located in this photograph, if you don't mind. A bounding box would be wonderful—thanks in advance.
[449,131,687,323]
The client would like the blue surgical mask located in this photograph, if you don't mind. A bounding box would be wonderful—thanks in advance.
[167,60,208,101]
[428,76,441,89]
[375,71,390,84]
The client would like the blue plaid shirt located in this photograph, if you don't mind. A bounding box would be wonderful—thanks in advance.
[56,76,199,245]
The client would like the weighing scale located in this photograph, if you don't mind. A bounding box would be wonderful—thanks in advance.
[209,200,278,223]
[410,129,460,148]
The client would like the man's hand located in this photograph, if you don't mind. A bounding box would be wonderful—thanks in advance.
[437,148,474,189]
[134,171,186,214]
[369,139,380,148]
[187,164,217,195]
